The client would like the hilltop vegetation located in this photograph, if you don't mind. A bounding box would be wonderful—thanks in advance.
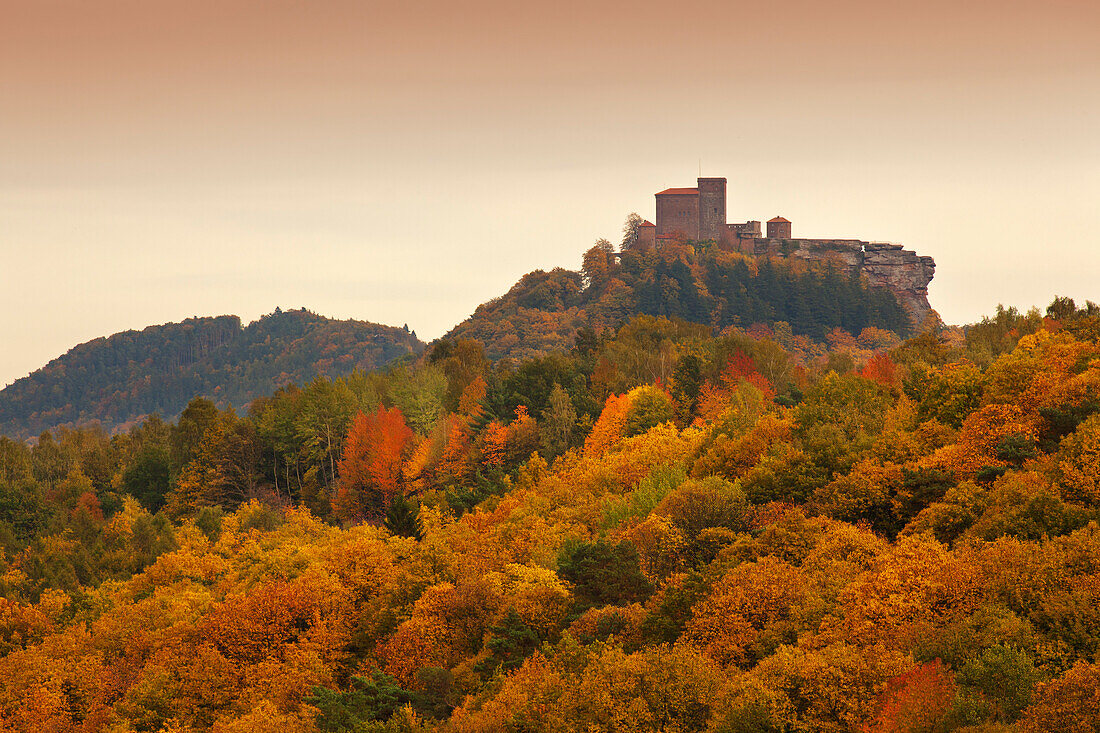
[0,236,911,439]
[446,236,911,361]
[0,309,424,439]
[3,298,1100,731]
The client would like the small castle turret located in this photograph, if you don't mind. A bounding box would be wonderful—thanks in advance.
[767,216,792,239]
[636,220,656,249]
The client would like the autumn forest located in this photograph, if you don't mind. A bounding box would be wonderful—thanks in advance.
[3,246,1100,731]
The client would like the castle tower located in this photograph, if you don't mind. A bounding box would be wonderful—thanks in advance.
[697,177,727,242]
[767,216,792,239]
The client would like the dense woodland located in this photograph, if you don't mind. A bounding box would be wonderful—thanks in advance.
[0,310,424,439]
[3,292,1100,731]
[447,231,912,361]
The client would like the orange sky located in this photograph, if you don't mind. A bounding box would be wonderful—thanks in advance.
[2,0,1099,386]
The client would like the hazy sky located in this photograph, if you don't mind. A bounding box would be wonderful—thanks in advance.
[2,0,1098,387]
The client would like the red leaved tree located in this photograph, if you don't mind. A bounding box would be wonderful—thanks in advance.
[866,660,956,733]
[861,353,898,388]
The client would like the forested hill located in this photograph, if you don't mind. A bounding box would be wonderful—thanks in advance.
[0,309,424,438]
[1,244,912,437]
[446,242,913,361]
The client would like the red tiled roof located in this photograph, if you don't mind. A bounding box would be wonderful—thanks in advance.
[768,216,790,223]
[639,220,655,227]
[656,187,698,196]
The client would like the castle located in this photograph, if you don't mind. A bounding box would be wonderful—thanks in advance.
[634,176,770,250]
[633,177,937,325]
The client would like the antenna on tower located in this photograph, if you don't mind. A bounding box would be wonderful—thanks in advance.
[698,159,702,177]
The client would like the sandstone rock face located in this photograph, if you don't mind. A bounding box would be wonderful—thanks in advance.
[860,243,937,327]
[749,238,936,328]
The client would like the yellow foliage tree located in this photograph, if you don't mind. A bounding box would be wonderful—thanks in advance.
[1058,414,1100,505]
[749,642,913,732]
[686,556,821,667]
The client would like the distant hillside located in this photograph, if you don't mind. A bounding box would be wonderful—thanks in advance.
[0,309,424,438]
[447,244,912,361]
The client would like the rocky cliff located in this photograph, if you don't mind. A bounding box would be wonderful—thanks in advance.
[860,243,937,326]
[748,237,936,327]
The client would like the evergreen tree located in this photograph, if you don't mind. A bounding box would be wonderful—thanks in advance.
[306,671,413,731]
[383,493,422,540]
[474,608,541,677]
[558,538,654,609]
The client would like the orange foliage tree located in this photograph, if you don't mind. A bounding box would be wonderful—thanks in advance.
[686,556,820,667]
[866,660,957,733]
[479,421,509,469]
[583,393,632,457]
[1018,660,1100,733]
[335,406,414,519]
[861,352,898,387]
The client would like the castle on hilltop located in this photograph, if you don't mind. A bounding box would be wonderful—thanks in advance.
[633,177,937,325]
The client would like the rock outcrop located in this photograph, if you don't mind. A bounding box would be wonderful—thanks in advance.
[747,237,936,327]
[860,243,937,327]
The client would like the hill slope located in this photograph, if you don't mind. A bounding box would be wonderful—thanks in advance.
[0,309,424,438]
[447,245,914,361]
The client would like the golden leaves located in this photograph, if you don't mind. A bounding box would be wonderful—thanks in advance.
[1058,414,1100,505]
[686,557,819,668]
